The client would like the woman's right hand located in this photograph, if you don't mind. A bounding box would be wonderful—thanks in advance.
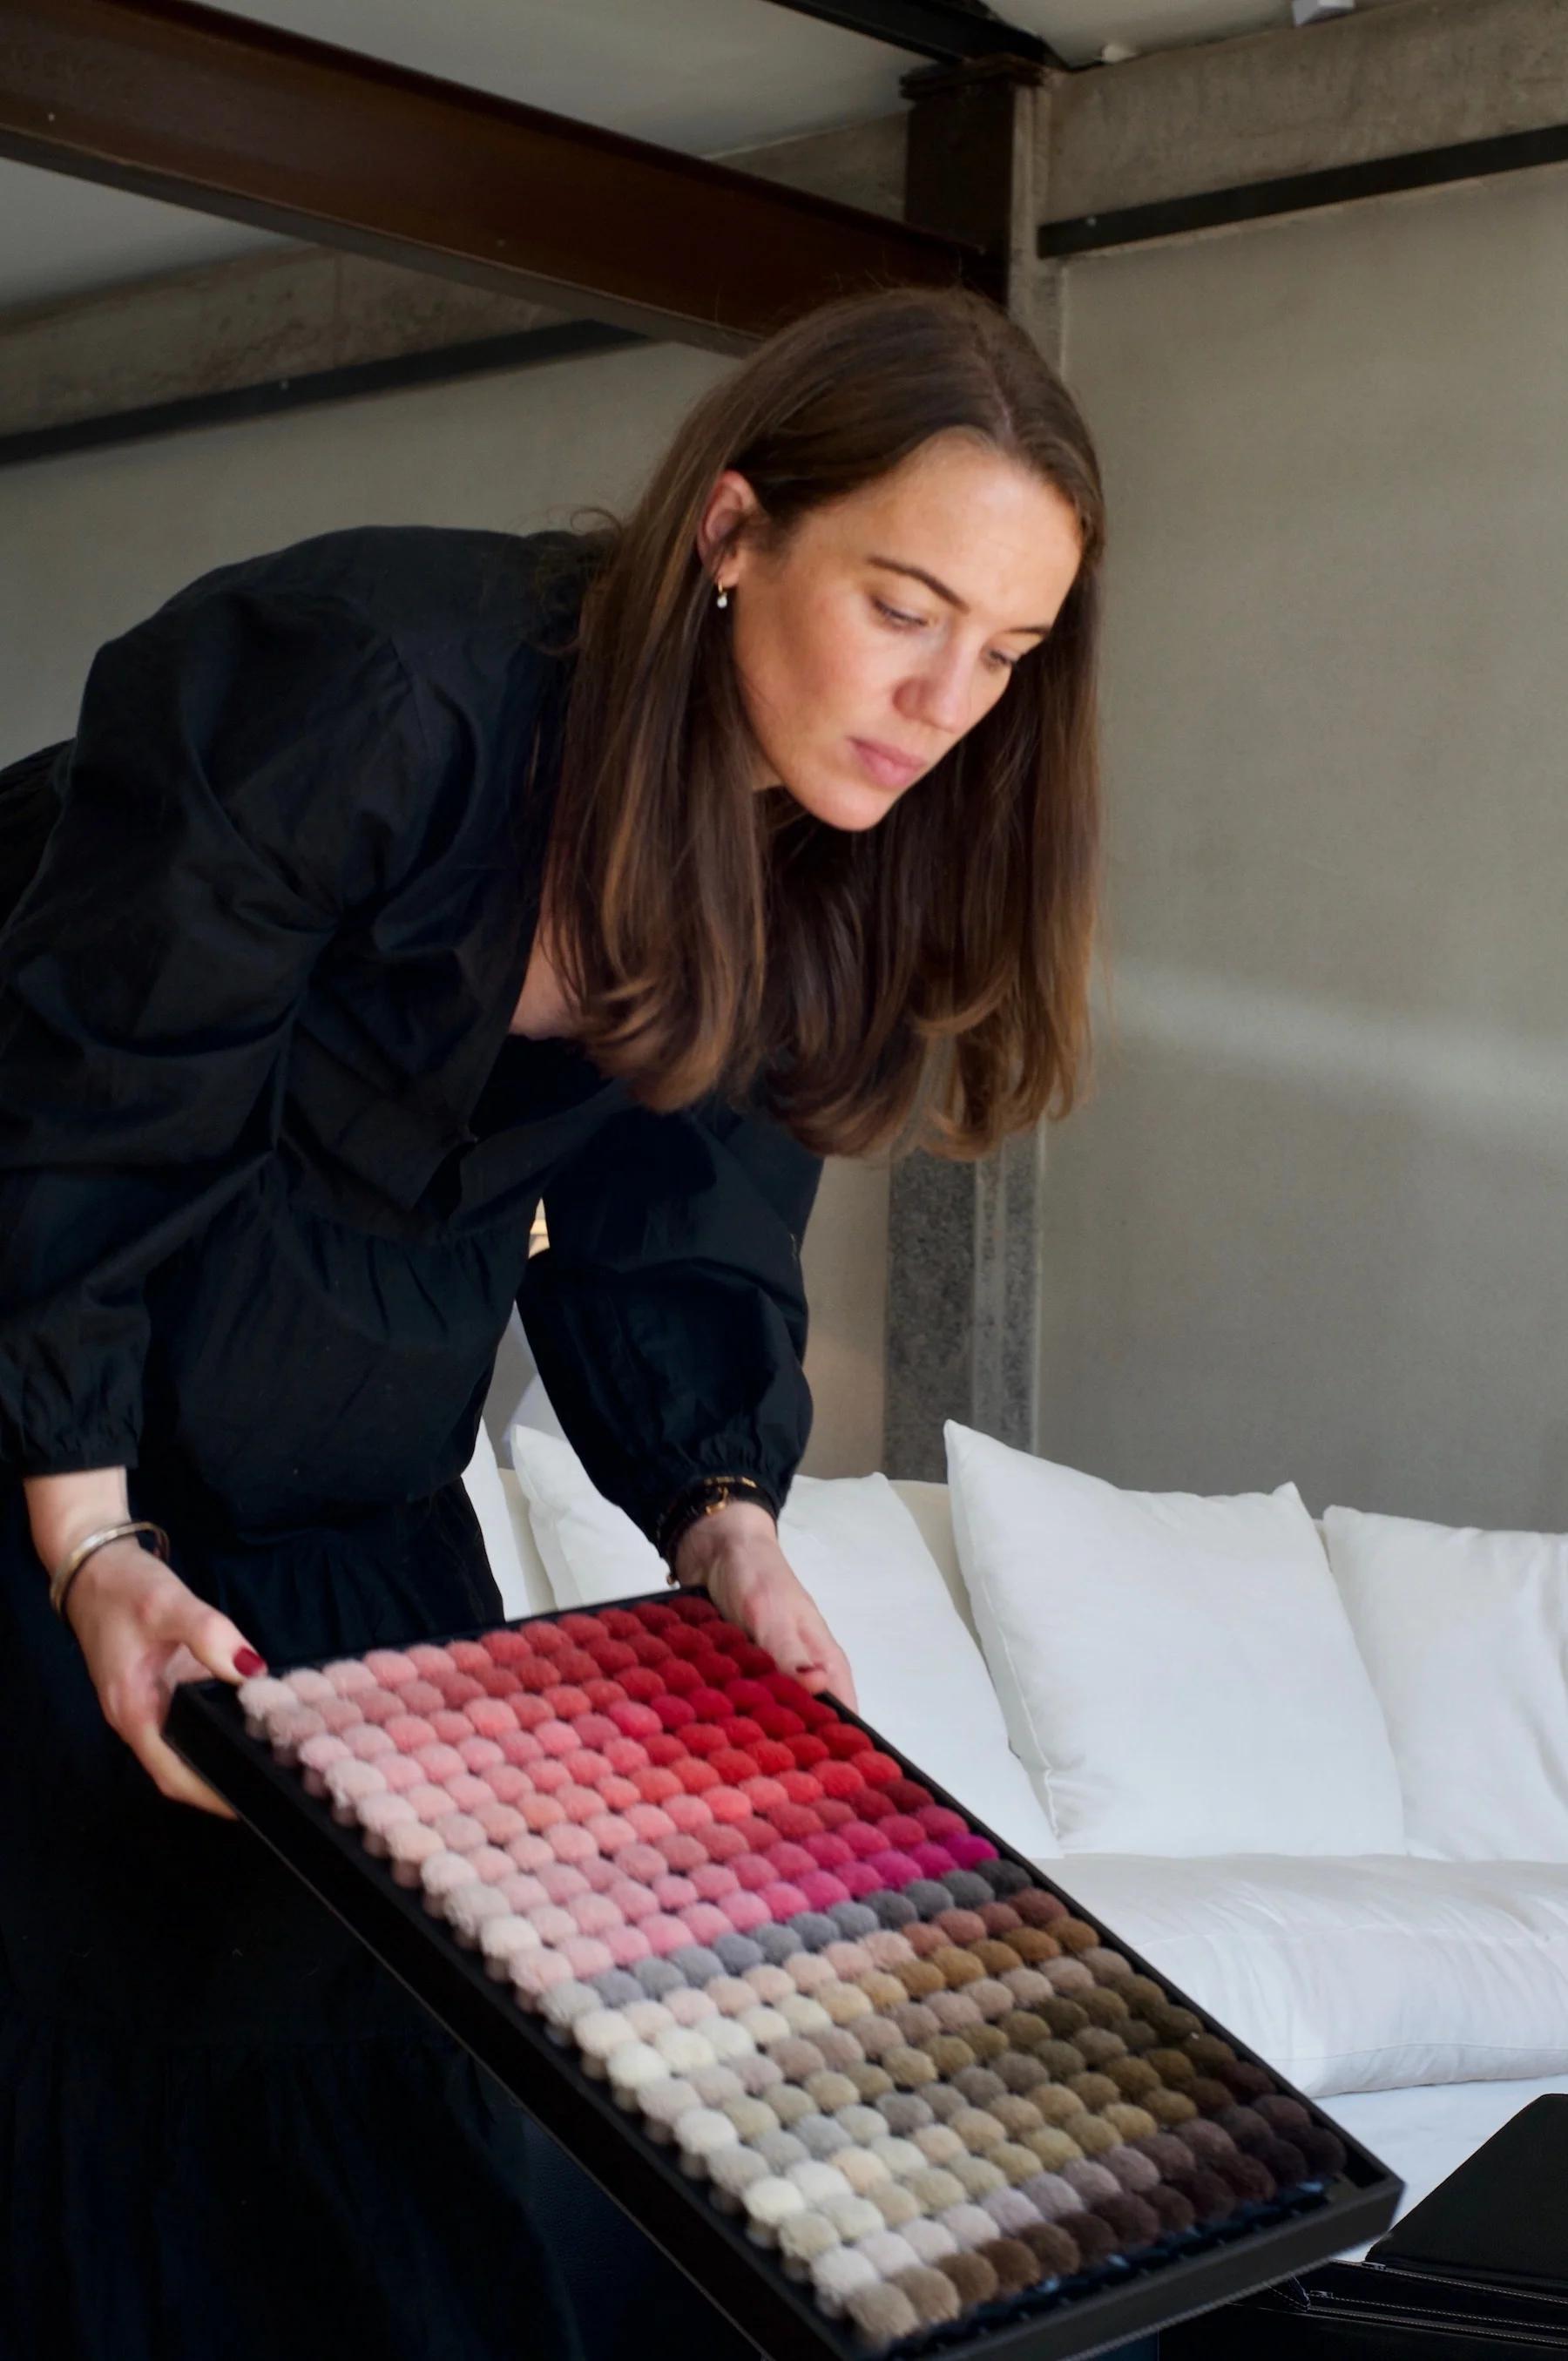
[64,1539,266,1819]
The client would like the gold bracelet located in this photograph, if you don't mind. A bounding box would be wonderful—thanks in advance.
[659,1476,778,1586]
[48,1519,171,1621]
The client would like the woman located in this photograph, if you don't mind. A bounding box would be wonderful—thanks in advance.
[0,283,1104,2358]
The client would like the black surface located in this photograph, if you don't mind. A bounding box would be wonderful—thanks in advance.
[167,1592,1403,2361]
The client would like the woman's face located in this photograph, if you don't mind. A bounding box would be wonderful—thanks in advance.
[698,435,1084,828]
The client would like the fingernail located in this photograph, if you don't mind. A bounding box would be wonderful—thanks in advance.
[234,1646,267,1678]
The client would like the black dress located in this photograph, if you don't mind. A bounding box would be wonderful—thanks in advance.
[0,525,824,2360]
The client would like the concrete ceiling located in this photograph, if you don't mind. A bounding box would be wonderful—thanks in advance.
[0,0,1401,314]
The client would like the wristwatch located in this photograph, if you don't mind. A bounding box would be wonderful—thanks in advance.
[655,1474,781,1586]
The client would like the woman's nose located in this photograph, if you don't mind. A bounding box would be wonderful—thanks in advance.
[903,655,973,735]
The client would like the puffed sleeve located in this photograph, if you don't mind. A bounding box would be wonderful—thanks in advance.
[516,1074,824,1554]
[0,575,434,1478]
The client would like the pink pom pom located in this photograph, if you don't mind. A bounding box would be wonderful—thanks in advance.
[468,1844,518,1885]
[605,1924,652,1967]
[499,1873,551,1912]
[344,1723,394,1763]
[449,1641,491,1674]
[411,1743,465,1783]
[910,1843,956,1877]
[760,1882,810,1918]
[473,1803,528,1847]
[683,1904,734,1947]
[568,1894,623,1937]
[625,1803,676,1841]
[536,1862,590,1901]
[268,1704,326,1765]
[322,1658,377,1695]
[400,1681,447,1717]
[324,1758,387,1817]
[404,1643,454,1675]
[431,1811,488,1854]
[430,1709,474,1745]
[691,1863,740,1900]
[316,1696,364,1735]
[510,1949,573,2002]
[505,1833,556,1872]
[357,1689,408,1727]
[948,1833,997,1868]
[486,1765,533,1804]
[384,1715,438,1755]
[405,1782,456,1823]
[529,1759,571,1795]
[720,1891,771,1935]
[797,1871,851,1911]
[526,1903,581,1945]
[641,1913,693,1957]
[838,1862,885,1900]
[650,1874,699,1912]
[534,1720,581,1758]
[386,1822,443,1884]
[663,1793,713,1832]
[606,1878,660,1924]
[731,1853,775,1893]
[578,1855,619,1892]
[546,1823,597,1864]
[609,1702,662,1740]
[519,1794,565,1832]
[654,1832,706,1873]
[457,1736,505,1773]
[377,1754,426,1794]
[466,1699,519,1741]
[445,1772,494,1814]
[585,1813,635,1854]
[355,1792,417,1850]
[560,1936,614,1979]
[363,1649,419,1688]
[603,1737,651,1774]
[866,1850,923,1886]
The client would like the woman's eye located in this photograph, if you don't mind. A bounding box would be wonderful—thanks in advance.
[871,596,1021,674]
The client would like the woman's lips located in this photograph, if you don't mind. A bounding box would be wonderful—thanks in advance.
[849,737,923,788]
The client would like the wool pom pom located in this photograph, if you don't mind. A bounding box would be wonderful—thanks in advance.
[324,1757,388,1814]
[479,1915,543,1974]
[385,1822,443,1883]
[867,2183,920,2230]
[638,2078,701,2136]
[743,2175,807,2236]
[809,2245,880,2314]
[675,2107,740,2165]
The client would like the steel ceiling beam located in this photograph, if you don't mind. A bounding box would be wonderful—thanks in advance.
[0,0,993,355]
[758,0,1067,71]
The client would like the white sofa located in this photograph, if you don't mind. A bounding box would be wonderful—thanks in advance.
[464,1417,1568,2267]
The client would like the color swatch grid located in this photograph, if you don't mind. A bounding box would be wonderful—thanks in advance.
[237,1591,1346,2353]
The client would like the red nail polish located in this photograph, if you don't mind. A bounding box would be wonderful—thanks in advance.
[234,1646,267,1677]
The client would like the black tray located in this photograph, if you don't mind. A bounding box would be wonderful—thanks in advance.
[167,1591,1402,2361]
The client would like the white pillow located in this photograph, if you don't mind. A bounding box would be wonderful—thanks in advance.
[1323,1504,1568,1862]
[1053,1851,1568,2096]
[506,1424,1061,1863]
[943,1419,1406,1857]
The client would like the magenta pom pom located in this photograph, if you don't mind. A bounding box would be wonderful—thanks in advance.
[910,1843,958,1877]
[948,1834,997,1868]
[797,1871,851,1911]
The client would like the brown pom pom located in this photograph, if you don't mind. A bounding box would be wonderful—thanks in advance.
[1145,2088,1197,2126]
[933,1909,988,1945]
[1007,1929,1062,1965]
[1252,2094,1311,2132]
[890,2265,962,2328]
[1174,2121,1237,2162]
[952,2065,1007,2106]
[924,2035,976,2079]
[977,1902,1024,1935]
[971,1938,1024,1975]
[976,2236,1041,2295]
[995,2053,1050,2094]
[889,2001,942,2044]
[894,1959,946,1999]
[931,1947,985,1989]
[1300,2127,1346,2175]
[1100,2103,1158,2142]
[1001,1969,1056,2011]
[886,2045,937,2089]
[846,2061,894,2100]
[1121,1975,1168,2013]
[967,2025,1009,2061]
[1037,2039,1085,2079]
[1212,2151,1274,2203]
[1009,1888,1069,1927]
[936,2251,998,2306]
[1058,2209,1117,2266]
[1065,2071,1119,2111]
[1132,2132,1197,2175]
[1189,2076,1236,2115]
[1041,1997,1090,2035]
[1105,2058,1160,2099]
[902,1922,947,1959]
[1019,2221,1080,2278]
[1076,1986,1131,2026]
[1145,2183,1196,2234]
[1054,1917,1100,1953]
[1186,2166,1242,2222]
[1183,2033,1235,2071]
[991,2094,1044,2138]
[1071,2115,1119,2157]
[998,2011,1051,2052]
[1093,2192,1162,2248]
[1072,2026,1128,2067]
[1213,2057,1277,2101]
[1118,2017,1162,2053]
[1145,2046,1197,2087]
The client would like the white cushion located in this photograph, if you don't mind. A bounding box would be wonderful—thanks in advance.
[1052,1851,1568,2096]
[506,1424,1061,1862]
[943,1418,1406,1857]
[1323,1504,1568,1862]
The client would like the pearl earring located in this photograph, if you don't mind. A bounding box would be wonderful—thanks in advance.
[715,582,730,610]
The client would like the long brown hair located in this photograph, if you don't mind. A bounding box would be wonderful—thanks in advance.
[530,282,1107,1163]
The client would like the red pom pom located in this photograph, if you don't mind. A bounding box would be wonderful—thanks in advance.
[789,1735,831,1769]
[816,1761,867,1799]
[650,1693,696,1730]
[679,1722,728,1757]
[660,1658,702,1695]
[710,1749,760,1785]
[751,1740,795,1776]
[644,1731,688,1765]
[857,1750,903,1788]
[618,1667,666,1702]
[821,1724,873,1759]
[756,1707,806,1740]
[674,1755,720,1793]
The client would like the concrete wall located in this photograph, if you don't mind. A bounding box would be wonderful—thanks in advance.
[1039,162,1568,1531]
[0,337,890,1480]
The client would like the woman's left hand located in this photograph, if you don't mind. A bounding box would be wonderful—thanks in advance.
[674,1508,858,1713]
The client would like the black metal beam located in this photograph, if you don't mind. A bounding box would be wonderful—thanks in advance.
[0,320,648,473]
[1041,117,1568,257]
[759,0,1066,71]
[0,0,987,359]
